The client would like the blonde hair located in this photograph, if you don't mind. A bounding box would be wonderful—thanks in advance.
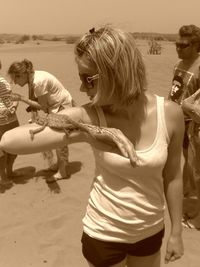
[75,26,147,109]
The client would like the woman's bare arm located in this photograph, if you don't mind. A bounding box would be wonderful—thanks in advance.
[163,101,184,263]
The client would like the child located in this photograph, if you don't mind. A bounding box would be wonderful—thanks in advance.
[0,64,19,187]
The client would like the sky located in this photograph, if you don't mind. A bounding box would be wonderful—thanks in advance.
[1,0,200,35]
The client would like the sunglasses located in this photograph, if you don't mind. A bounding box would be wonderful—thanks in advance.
[175,42,191,49]
[79,73,99,88]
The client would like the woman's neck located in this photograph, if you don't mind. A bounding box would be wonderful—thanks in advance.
[104,92,148,120]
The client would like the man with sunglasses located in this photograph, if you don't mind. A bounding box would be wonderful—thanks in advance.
[169,24,200,229]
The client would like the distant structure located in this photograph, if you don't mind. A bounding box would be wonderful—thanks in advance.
[148,39,162,55]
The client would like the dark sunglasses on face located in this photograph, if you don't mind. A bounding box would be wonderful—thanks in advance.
[79,74,99,88]
[175,42,191,49]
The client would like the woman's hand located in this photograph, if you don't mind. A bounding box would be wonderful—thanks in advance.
[165,234,184,264]
[9,104,18,114]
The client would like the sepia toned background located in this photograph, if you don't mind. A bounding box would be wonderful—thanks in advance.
[0,1,200,266]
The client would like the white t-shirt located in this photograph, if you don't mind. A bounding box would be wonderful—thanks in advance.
[32,71,72,113]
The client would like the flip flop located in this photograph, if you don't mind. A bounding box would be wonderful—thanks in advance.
[183,212,198,220]
[45,175,68,184]
[182,218,200,230]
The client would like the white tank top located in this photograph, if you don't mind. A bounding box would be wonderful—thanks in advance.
[83,95,170,243]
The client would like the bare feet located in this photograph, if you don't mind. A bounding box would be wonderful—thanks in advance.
[46,162,70,183]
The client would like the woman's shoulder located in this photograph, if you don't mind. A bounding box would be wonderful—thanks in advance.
[164,99,184,137]
[164,99,183,117]
[33,70,48,81]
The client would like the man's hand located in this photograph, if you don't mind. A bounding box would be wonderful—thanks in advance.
[189,104,200,123]
[184,88,200,104]
[182,88,200,122]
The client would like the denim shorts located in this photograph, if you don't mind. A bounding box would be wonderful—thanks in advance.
[81,229,164,267]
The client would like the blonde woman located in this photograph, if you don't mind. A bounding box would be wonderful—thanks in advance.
[1,26,184,266]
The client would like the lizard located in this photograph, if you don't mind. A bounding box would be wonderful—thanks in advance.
[29,112,139,166]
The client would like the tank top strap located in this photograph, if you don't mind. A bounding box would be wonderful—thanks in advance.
[94,106,107,127]
[156,95,170,144]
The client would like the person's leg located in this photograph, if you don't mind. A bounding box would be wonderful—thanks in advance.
[42,150,58,171]
[87,258,127,267]
[126,251,160,267]
[53,145,70,179]
[183,141,200,228]
[182,123,198,219]
[0,154,12,186]
[182,123,195,198]
[183,147,191,196]
[49,107,71,179]
[6,153,17,177]
[0,154,7,181]
[1,120,19,181]
[81,232,126,267]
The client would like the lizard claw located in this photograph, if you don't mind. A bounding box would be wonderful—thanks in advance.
[114,135,139,167]
[29,130,34,140]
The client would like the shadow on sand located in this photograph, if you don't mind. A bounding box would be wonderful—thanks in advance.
[35,161,82,194]
[0,166,36,193]
[0,161,82,194]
